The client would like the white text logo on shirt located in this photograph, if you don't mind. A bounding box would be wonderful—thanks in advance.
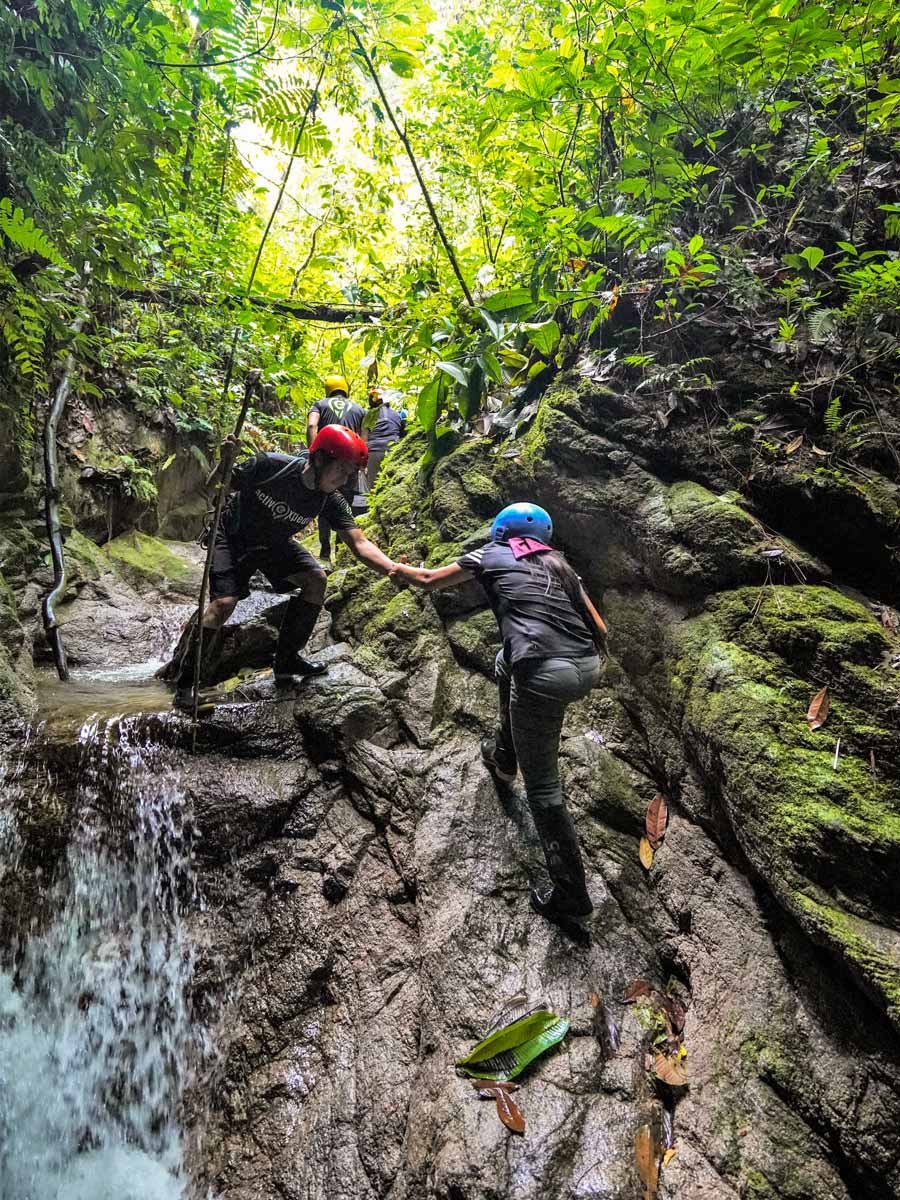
[255,489,309,526]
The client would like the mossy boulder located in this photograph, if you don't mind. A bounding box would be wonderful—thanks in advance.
[675,584,900,1021]
[63,527,111,584]
[103,531,195,595]
[444,609,500,677]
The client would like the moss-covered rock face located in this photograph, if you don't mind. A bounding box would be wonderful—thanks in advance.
[333,364,900,1161]
[673,585,900,1018]
[102,530,195,595]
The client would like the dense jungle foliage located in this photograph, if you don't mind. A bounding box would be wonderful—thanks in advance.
[1,0,899,481]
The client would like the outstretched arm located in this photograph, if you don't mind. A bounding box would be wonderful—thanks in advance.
[390,561,472,592]
[339,526,396,575]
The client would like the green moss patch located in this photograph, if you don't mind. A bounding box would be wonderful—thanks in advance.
[674,583,900,1019]
[103,531,194,594]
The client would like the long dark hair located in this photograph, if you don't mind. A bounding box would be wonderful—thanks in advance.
[522,548,584,610]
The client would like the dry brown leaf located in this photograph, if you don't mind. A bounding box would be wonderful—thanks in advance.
[475,1083,525,1134]
[624,980,653,1003]
[806,686,830,730]
[881,606,900,632]
[590,992,600,1008]
[662,1146,678,1166]
[812,445,829,456]
[646,792,669,848]
[653,1053,689,1087]
[635,1124,660,1199]
[660,995,686,1035]
[784,433,803,453]
[639,837,654,870]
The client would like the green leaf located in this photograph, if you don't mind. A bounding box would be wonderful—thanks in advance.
[479,349,504,385]
[456,1010,570,1081]
[386,49,421,78]
[481,287,535,313]
[688,234,704,256]
[617,178,647,196]
[416,373,442,434]
[436,360,469,387]
[800,245,824,271]
[524,318,560,356]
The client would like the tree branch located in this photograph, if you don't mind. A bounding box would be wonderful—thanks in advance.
[111,286,382,324]
[147,0,281,69]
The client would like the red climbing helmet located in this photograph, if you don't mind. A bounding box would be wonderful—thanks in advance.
[309,424,368,468]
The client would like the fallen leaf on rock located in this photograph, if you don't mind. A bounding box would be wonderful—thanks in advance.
[812,445,829,456]
[624,980,652,1003]
[761,546,784,557]
[590,992,600,1008]
[653,1053,688,1087]
[645,793,668,848]
[661,995,686,1035]
[639,837,654,870]
[474,1082,525,1134]
[457,1009,569,1080]
[662,1146,678,1166]
[784,433,803,453]
[635,1124,660,1199]
[806,686,830,730]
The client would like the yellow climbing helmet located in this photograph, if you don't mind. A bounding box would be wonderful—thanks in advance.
[324,374,350,397]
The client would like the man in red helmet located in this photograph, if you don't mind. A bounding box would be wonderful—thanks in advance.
[173,425,395,706]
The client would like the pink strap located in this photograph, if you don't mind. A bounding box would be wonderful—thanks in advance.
[508,536,552,559]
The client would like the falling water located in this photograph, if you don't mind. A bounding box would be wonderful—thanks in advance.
[0,714,200,1200]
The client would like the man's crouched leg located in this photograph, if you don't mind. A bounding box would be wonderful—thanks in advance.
[274,594,327,685]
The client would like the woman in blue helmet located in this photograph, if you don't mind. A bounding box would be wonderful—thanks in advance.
[391,502,605,922]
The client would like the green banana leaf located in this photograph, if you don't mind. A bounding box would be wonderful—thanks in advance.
[456,1009,570,1081]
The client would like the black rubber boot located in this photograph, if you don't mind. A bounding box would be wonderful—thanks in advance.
[480,731,517,782]
[530,805,593,919]
[274,597,327,685]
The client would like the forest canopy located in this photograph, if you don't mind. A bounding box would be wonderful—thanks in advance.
[1,0,898,465]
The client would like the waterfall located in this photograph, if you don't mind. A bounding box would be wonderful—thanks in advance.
[0,715,200,1200]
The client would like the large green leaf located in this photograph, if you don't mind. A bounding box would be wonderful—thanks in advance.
[436,359,468,387]
[456,1010,570,1080]
[481,287,539,320]
[416,373,443,434]
[524,318,560,356]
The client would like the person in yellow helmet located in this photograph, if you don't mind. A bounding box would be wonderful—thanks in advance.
[306,375,367,563]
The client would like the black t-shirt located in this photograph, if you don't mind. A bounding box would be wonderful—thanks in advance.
[367,405,407,452]
[309,396,365,434]
[228,451,355,544]
[457,541,595,666]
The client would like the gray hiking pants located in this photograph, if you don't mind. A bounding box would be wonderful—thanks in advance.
[495,651,602,812]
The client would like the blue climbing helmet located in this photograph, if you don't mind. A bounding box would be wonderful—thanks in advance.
[490,502,553,543]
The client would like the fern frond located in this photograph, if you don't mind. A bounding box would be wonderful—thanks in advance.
[824,395,842,434]
[807,307,836,345]
[0,288,48,382]
[0,198,71,270]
